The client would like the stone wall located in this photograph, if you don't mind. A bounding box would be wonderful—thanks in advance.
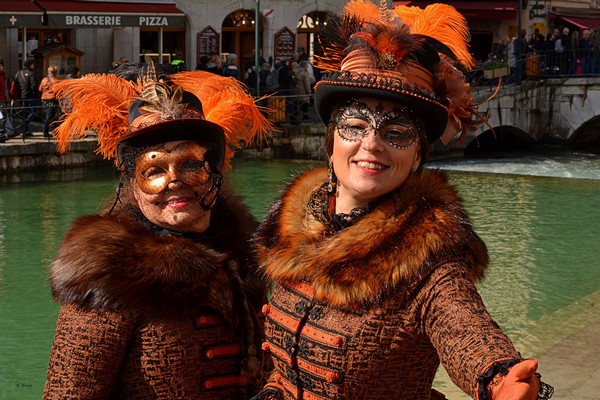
[0,139,107,172]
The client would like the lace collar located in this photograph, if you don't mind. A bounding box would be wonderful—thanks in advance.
[307,181,374,233]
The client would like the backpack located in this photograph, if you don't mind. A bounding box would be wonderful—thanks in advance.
[9,72,22,100]
[264,68,279,91]
[555,38,564,53]
[171,59,186,72]
[245,66,257,86]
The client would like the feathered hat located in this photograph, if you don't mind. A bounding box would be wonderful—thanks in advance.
[52,62,272,170]
[314,0,482,145]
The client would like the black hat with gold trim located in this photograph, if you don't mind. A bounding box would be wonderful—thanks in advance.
[51,61,271,170]
[314,0,483,145]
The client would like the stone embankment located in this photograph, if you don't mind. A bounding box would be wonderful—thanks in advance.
[0,125,331,172]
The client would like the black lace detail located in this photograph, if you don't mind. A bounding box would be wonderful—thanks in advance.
[477,358,554,400]
[537,375,555,399]
[307,182,373,232]
[249,388,284,400]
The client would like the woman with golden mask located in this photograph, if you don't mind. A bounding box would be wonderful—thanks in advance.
[43,63,272,399]
[252,2,553,400]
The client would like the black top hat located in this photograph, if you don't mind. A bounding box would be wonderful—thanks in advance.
[117,89,225,166]
[313,1,483,145]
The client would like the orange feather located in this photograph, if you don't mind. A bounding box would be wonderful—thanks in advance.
[52,69,272,170]
[393,3,475,70]
[53,74,137,160]
[169,71,274,169]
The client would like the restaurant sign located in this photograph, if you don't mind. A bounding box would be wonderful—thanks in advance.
[48,14,184,28]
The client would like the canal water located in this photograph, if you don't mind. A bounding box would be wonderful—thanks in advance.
[0,152,599,399]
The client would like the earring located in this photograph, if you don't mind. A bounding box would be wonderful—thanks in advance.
[327,159,337,193]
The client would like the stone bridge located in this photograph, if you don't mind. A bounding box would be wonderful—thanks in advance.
[269,77,600,160]
[455,77,600,154]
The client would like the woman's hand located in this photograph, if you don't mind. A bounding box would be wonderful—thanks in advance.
[488,358,541,399]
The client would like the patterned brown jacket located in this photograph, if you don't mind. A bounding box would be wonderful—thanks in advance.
[43,189,267,399]
[254,168,523,400]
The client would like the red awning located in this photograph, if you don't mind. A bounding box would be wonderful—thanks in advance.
[0,1,43,27]
[392,1,518,20]
[33,0,185,27]
[555,15,600,30]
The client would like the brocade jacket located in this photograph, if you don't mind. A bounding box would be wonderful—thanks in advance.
[43,190,267,399]
[254,168,524,400]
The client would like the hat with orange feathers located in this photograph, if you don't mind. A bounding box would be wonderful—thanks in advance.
[52,61,272,170]
[314,0,483,145]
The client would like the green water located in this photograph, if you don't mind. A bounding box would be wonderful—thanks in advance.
[0,156,599,399]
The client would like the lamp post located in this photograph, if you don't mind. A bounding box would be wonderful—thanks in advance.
[255,0,260,96]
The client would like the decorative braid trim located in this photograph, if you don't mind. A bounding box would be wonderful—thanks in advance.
[316,71,445,107]
[272,373,330,400]
[263,342,340,383]
[266,305,346,349]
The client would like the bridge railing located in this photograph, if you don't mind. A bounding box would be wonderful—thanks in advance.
[468,47,600,87]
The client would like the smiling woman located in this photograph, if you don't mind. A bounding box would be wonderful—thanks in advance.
[251,1,554,400]
[42,62,273,398]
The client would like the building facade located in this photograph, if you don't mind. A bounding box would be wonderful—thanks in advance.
[1,0,599,79]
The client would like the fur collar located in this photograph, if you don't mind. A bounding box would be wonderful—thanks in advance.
[50,189,259,324]
[255,168,488,307]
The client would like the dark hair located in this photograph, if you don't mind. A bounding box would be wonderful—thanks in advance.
[68,65,80,75]
[24,59,34,68]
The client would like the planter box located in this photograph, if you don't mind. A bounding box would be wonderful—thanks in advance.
[483,66,509,79]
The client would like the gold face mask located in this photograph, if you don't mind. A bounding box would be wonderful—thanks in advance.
[134,142,211,195]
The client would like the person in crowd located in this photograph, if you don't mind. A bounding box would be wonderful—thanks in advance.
[111,56,130,70]
[0,58,8,103]
[196,55,210,71]
[591,27,600,74]
[289,60,311,124]
[0,58,13,141]
[251,2,554,400]
[495,36,510,62]
[529,28,545,53]
[568,30,581,75]
[245,48,268,93]
[545,28,561,75]
[505,36,517,83]
[556,27,571,74]
[275,58,293,95]
[205,53,223,75]
[580,29,592,74]
[514,28,530,79]
[223,53,242,81]
[65,65,80,80]
[38,64,60,137]
[59,66,81,114]
[295,47,316,85]
[15,59,38,136]
[43,62,273,399]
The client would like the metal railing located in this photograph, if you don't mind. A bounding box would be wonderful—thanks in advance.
[1,99,55,142]
[468,48,600,87]
[1,95,323,143]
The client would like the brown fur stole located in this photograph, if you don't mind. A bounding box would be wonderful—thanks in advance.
[255,168,488,307]
[50,189,261,326]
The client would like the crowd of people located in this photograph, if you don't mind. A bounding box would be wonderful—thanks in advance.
[471,25,600,86]
[35,1,556,400]
[0,58,81,143]
[195,47,319,124]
